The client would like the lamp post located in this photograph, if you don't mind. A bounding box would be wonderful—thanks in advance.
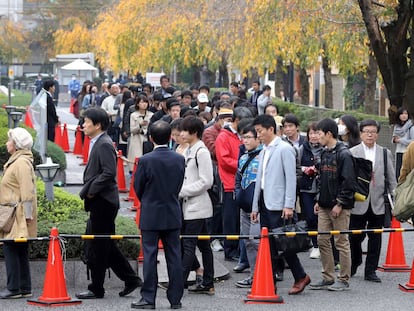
[4,105,16,128]
[10,111,22,128]
[36,157,60,201]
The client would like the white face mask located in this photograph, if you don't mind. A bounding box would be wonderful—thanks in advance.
[72,77,76,80]
[222,121,232,128]
[338,124,347,136]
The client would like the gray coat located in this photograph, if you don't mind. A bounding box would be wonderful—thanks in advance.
[350,143,397,215]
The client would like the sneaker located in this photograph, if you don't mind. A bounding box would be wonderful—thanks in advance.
[328,280,350,291]
[188,284,215,295]
[235,277,253,288]
[210,239,224,252]
[21,291,33,298]
[0,289,22,299]
[309,279,335,290]
[310,247,320,259]
[335,263,341,271]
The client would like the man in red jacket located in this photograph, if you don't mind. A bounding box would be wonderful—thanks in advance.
[216,106,253,260]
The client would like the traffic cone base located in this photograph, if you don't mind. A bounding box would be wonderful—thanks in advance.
[73,126,83,155]
[378,217,409,272]
[399,259,414,292]
[28,227,82,307]
[117,150,128,193]
[244,227,284,304]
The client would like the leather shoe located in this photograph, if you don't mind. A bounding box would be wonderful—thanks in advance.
[131,298,155,309]
[365,273,381,283]
[351,265,358,277]
[171,303,182,309]
[289,274,311,295]
[119,278,143,297]
[274,272,284,282]
[233,263,250,273]
[75,290,104,299]
[0,289,22,299]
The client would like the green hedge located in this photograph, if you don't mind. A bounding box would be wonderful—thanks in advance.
[0,112,66,170]
[0,180,139,260]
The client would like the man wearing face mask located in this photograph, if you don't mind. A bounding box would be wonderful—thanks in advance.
[215,107,253,261]
[68,74,81,99]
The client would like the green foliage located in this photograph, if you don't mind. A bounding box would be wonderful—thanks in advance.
[0,89,33,107]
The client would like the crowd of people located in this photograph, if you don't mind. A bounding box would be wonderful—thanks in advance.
[2,75,414,309]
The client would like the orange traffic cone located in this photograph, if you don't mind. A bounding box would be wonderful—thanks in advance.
[244,227,284,304]
[117,150,128,193]
[378,216,410,272]
[28,227,81,307]
[24,108,33,128]
[54,124,62,146]
[61,123,70,153]
[81,135,90,165]
[124,157,139,202]
[399,258,414,292]
[73,126,83,156]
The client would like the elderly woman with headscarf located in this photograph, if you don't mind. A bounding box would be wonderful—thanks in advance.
[0,128,37,299]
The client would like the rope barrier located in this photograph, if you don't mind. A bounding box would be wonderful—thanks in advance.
[1,227,414,243]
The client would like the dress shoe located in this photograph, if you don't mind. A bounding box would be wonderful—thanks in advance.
[288,274,311,295]
[75,290,104,299]
[119,278,143,297]
[274,272,284,282]
[224,256,239,262]
[351,265,358,277]
[0,289,22,299]
[131,298,155,309]
[365,273,381,283]
[171,303,182,309]
[233,263,250,273]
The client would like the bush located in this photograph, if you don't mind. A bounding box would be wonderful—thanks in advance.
[0,180,139,260]
[0,113,66,170]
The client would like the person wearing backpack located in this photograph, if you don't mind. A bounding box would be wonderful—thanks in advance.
[179,116,215,295]
[309,118,355,292]
[349,120,397,282]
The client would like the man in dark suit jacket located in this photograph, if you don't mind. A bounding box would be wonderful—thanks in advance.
[42,80,59,142]
[76,108,141,300]
[132,120,185,310]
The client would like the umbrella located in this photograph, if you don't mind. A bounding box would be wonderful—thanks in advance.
[61,59,98,71]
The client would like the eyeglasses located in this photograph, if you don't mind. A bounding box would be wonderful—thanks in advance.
[242,135,256,140]
[361,130,378,135]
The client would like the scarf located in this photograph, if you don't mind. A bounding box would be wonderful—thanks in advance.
[394,119,413,137]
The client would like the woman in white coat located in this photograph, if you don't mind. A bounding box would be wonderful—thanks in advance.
[127,95,153,172]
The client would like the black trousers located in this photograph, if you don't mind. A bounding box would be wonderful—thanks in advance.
[86,197,138,296]
[141,229,183,305]
[349,205,384,275]
[182,219,214,287]
[3,242,31,292]
[48,126,55,142]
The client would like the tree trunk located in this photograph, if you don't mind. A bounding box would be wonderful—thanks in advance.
[402,15,414,119]
[322,56,333,109]
[275,58,285,100]
[218,53,228,88]
[298,68,309,105]
[364,53,378,114]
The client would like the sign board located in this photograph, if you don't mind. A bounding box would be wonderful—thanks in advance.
[145,72,163,88]
[8,69,14,79]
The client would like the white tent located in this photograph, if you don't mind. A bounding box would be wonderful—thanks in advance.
[61,59,98,71]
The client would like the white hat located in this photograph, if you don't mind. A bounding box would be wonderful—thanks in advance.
[197,93,209,103]
[8,128,33,150]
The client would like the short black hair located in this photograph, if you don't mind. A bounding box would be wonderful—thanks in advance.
[230,82,239,88]
[264,104,277,114]
[170,118,183,131]
[160,75,169,83]
[242,125,257,138]
[180,115,204,139]
[237,118,254,134]
[166,98,180,110]
[83,107,110,131]
[253,114,277,134]
[181,89,193,98]
[43,80,55,91]
[316,118,338,138]
[252,81,260,86]
[262,85,271,91]
[282,113,300,127]
[150,120,171,145]
[199,85,210,93]
[360,119,381,133]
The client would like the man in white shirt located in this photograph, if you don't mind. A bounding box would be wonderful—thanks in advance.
[349,119,397,282]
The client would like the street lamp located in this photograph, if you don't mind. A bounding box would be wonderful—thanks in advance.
[10,111,22,128]
[36,157,60,201]
[4,105,16,128]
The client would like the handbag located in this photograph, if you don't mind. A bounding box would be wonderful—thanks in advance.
[271,220,312,255]
[0,203,18,233]
[394,168,414,222]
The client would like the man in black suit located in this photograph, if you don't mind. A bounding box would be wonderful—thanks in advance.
[132,121,185,310]
[42,80,59,142]
[76,108,141,300]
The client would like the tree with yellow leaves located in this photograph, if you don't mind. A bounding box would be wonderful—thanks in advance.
[0,19,30,64]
